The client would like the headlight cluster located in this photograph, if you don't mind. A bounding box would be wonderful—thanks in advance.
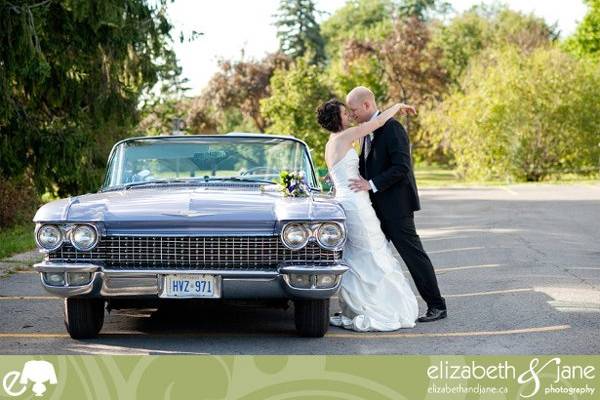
[281,223,310,250]
[36,225,63,251]
[36,224,99,252]
[70,225,98,251]
[281,222,345,250]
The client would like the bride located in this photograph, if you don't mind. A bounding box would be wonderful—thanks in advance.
[316,99,419,331]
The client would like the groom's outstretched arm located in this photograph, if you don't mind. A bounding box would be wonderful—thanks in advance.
[371,120,411,192]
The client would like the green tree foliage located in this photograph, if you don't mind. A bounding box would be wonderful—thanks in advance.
[275,0,326,64]
[260,58,332,166]
[0,0,179,198]
[321,0,395,57]
[421,47,600,182]
[564,0,600,59]
[327,54,388,103]
[397,0,450,20]
[321,0,448,58]
[431,5,558,84]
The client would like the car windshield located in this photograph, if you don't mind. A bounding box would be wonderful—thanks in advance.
[102,136,318,190]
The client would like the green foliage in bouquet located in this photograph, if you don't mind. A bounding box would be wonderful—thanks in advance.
[278,171,310,197]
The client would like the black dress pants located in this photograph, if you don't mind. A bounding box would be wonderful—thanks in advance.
[381,216,446,310]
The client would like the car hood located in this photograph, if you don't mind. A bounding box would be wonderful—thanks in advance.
[33,187,344,235]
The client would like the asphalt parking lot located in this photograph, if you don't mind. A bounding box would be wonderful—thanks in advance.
[1,183,598,354]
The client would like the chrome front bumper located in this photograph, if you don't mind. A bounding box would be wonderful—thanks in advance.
[33,261,349,300]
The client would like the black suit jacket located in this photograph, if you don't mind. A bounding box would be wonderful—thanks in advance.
[359,118,421,220]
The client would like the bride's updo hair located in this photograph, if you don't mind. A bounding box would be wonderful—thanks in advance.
[316,99,344,132]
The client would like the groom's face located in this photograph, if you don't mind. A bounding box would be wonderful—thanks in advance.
[346,98,374,124]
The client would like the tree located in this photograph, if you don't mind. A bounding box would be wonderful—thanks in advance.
[420,47,600,182]
[274,0,326,64]
[327,52,388,103]
[321,0,395,58]
[376,17,448,107]
[564,0,600,59]
[431,5,558,84]
[321,0,448,58]
[199,53,290,132]
[0,0,180,198]
[343,16,448,140]
[140,52,290,136]
[397,0,450,20]
[260,57,332,166]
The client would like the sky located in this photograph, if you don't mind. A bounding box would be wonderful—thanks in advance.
[166,0,589,95]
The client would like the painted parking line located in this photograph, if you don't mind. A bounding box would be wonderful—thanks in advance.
[328,324,571,339]
[0,324,571,340]
[0,296,59,300]
[0,296,60,300]
[421,235,476,242]
[442,288,533,298]
[0,332,140,339]
[332,287,534,301]
[498,186,519,195]
[437,264,502,273]
[428,247,484,254]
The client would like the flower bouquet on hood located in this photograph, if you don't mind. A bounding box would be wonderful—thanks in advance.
[278,170,310,197]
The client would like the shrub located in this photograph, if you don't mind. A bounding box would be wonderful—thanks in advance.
[0,174,40,228]
[421,46,600,181]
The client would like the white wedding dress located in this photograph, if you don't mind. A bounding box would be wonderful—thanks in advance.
[328,148,419,331]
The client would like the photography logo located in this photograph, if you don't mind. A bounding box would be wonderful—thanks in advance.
[2,360,57,397]
[426,357,596,397]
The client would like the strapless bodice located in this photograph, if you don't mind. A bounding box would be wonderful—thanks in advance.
[329,149,361,198]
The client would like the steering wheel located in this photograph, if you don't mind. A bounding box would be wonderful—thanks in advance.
[240,167,280,176]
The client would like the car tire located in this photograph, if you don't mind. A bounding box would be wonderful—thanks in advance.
[294,299,329,337]
[64,298,105,339]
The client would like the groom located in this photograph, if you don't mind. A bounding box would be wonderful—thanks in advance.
[346,86,447,322]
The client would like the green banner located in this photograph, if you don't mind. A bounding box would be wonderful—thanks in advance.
[0,356,598,399]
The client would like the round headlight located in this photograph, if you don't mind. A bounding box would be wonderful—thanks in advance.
[316,222,345,249]
[36,225,63,251]
[281,223,309,250]
[70,224,98,251]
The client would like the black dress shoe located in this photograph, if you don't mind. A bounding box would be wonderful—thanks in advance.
[417,308,447,322]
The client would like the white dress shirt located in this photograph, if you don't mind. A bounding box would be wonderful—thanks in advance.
[366,111,380,193]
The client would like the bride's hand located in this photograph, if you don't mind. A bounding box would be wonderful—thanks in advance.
[397,103,417,116]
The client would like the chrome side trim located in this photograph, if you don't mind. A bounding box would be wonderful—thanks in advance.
[279,264,349,275]
[34,261,101,273]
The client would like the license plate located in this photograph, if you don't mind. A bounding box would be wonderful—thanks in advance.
[161,274,221,298]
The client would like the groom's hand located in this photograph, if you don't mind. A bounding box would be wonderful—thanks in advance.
[349,177,370,192]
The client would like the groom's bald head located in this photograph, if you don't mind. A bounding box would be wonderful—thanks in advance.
[346,86,378,123]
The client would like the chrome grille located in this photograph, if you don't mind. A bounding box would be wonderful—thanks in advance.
[48,235,342,270]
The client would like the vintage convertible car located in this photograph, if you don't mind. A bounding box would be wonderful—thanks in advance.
[33,134,348,338]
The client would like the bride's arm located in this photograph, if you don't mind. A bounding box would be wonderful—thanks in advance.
[337,103,415,144]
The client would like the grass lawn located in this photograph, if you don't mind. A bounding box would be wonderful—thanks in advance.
[0,223,35,259]
[414,163,599,187]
